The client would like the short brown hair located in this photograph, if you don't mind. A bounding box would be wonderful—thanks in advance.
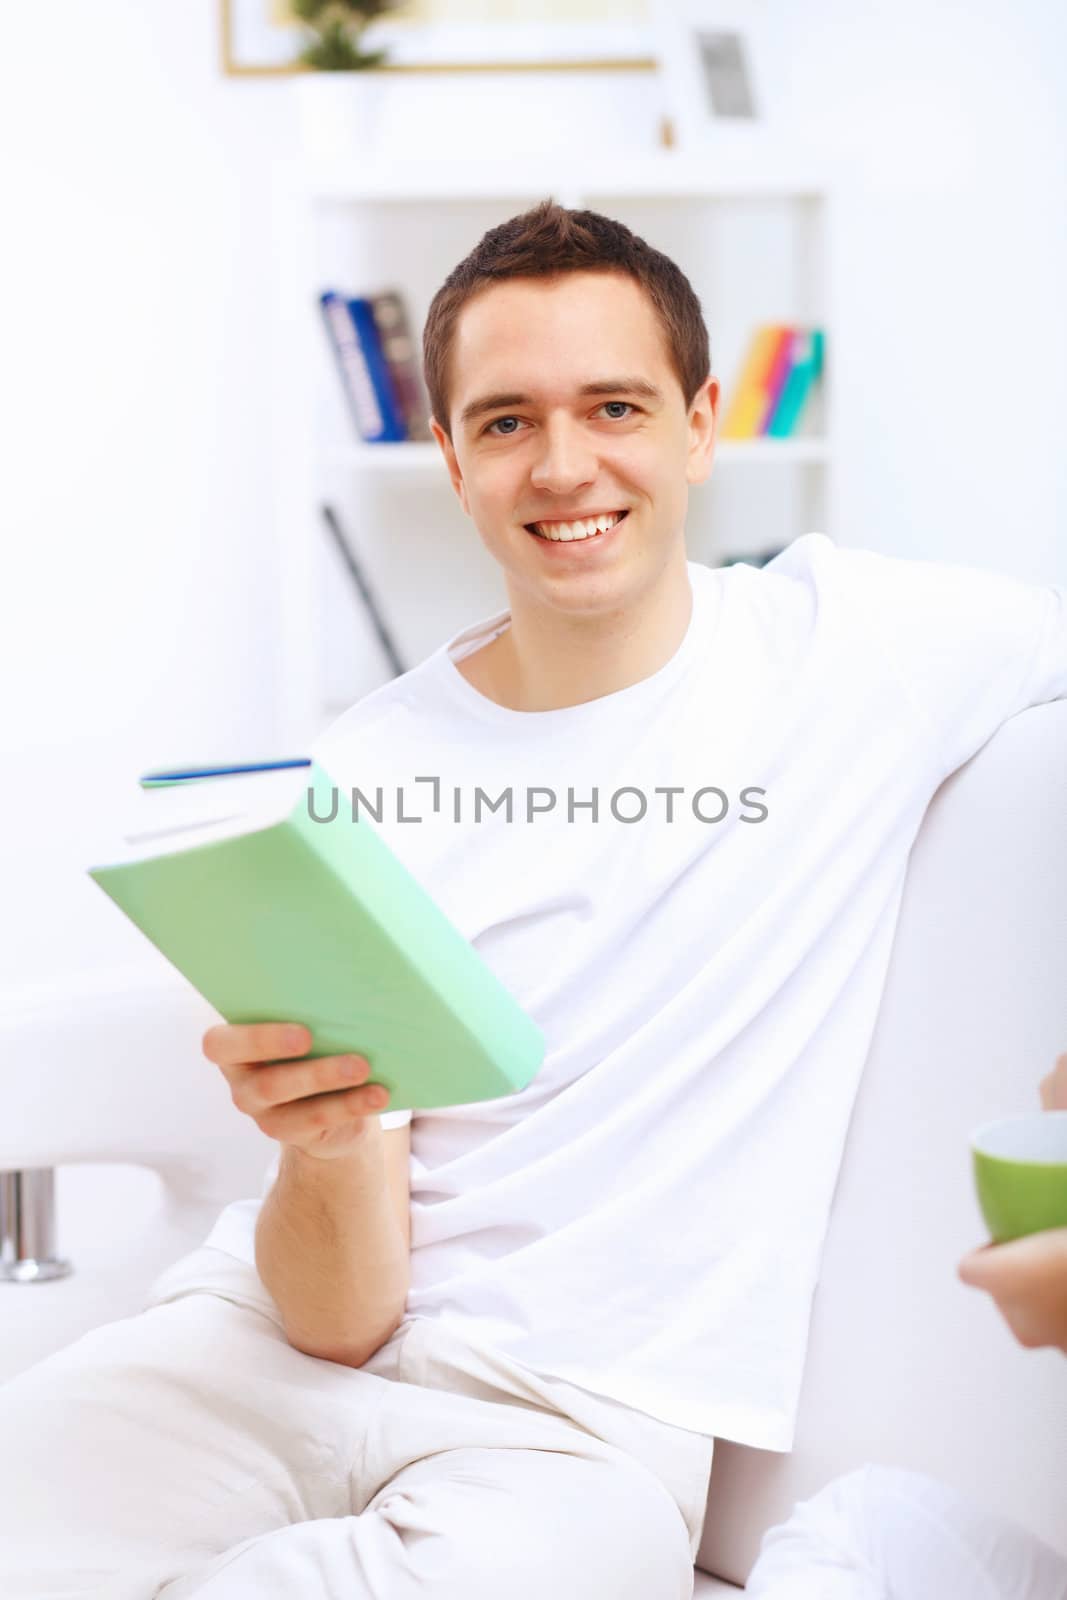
[422,198,711,442]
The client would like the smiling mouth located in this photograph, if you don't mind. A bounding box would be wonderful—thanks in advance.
[524,509,629,543]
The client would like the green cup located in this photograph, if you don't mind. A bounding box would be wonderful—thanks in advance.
[970,1111,1067,1243]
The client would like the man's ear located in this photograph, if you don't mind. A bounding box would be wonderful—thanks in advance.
[430,416,470,515]
[685,375,719,487]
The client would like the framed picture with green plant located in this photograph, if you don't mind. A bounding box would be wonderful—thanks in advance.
[219,0,657,76]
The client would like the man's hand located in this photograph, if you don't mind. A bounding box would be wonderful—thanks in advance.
[956,1052,1067,1353]
[201,1022,391,1161]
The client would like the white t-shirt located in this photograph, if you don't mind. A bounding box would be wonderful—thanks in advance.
[205,532,1067,1450]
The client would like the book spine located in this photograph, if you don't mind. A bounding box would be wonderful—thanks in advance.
[319,291,385,442]
[720,323,789,438]
[369,290,433,442]
[139,759,311,789]
[756,327,800,434]
[766,328,825,437]
[347,296,408,442]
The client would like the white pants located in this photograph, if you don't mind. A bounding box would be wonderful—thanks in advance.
[0,1245,713,1599]
[745,1464,1067,1600]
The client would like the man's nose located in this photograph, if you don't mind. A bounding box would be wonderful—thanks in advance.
[529,419,598,492]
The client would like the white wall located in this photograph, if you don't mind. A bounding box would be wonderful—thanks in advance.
[0,1,289,984]
[782,0,1067,583]
[2,0,1065,990]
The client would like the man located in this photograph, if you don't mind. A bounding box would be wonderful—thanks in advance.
[1,199,1065,1598]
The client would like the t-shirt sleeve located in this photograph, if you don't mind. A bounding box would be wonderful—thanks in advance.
[379,1108,413,1129]
[822,536,1067,777]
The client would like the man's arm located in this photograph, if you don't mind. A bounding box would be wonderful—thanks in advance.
[817,539,1067,777]
[256,1121,411,1368]
[200,1019,412,1370]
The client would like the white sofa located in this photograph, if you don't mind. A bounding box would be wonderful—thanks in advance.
[2,700,1065,1594]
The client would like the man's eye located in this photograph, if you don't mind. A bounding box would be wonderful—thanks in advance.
[484,402,635,437]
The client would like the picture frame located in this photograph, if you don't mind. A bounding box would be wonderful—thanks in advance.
[649,0,773,152]
[220,0,658,77]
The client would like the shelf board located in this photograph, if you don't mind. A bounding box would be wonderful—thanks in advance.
[325,438,832,472]
[306,152,831,204]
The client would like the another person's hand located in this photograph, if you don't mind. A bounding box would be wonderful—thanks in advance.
[957,1052,1067,1353]
[201,1022,390,1161]
[958,1228,1067,1353]
[1038,1053,1067,1112]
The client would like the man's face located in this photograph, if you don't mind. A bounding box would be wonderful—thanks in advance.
[432,270,718,619]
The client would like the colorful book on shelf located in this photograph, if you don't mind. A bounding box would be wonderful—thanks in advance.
[347,295,409,441]
[319,291,407,444]
[369,290,433,442]
[720,323,825,439]
[88,760,546,1114]
[764,328,824,437]
[755,328,801,433]
[720,323,790,438]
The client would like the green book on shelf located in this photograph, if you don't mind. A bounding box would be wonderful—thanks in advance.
[87,759,545,1112]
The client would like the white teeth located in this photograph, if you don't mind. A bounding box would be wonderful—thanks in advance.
[533,511,624,542]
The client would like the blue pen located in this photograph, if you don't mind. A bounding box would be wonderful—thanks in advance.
[139,758,312,789]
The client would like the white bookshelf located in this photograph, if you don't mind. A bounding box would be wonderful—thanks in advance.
[267,154,838,752]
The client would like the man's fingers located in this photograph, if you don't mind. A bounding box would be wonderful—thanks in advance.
[236,1053,373,1114]
[201,1021,311,1074]
[256,1082,388,1144]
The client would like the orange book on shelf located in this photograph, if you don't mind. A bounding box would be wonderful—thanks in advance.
[756,327,800,434]
[720,324,792,439]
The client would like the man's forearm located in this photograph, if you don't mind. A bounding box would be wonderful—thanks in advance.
[255,1123,409,1367]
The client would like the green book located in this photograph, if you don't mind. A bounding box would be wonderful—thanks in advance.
[87,759,545,1112]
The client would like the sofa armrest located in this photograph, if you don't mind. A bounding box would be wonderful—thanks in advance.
[698,700,1067,1584]
[0,965,271,1210]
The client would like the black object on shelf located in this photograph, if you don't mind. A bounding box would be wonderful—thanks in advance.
[321,503,406,679]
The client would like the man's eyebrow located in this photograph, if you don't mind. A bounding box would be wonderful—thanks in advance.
[458,377,665,429]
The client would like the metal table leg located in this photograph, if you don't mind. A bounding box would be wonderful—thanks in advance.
[0,1169,73,1282]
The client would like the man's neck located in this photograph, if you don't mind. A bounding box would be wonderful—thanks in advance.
[456,555,694,713]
